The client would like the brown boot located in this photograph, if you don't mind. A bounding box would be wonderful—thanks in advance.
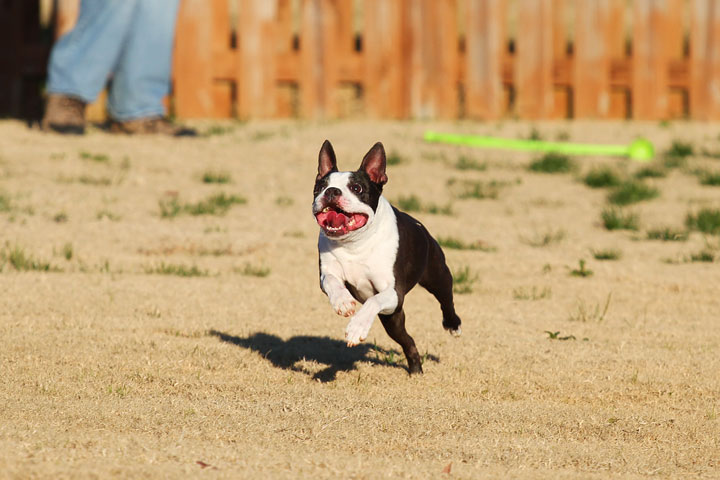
[109,116,197,137]
[41,94,87,134]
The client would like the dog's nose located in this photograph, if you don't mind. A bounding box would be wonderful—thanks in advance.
[324,187,342,200]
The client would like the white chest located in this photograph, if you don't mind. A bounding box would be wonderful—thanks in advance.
[334,250,394,301]
[318,197,399,303]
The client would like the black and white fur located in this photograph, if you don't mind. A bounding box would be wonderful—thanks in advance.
[312,140,462,374]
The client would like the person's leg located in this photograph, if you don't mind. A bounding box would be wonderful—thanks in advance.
[47,0,138,103]
[107,0,181,121]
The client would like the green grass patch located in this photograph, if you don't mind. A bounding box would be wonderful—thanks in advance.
[686,208,720,234]
[1,244,61,272]
[386,151,406,166]
[569,294,612,322]
[395,195,421,212]
[447,178,506,200]
[53,211,68,223]
[145,263,209,277]
[454,156,487,171]
[275,196,294,207]
[250,131,275,142]
[690,250,715,263]
[372,341,399,366]
[521,228,565,247]
[633,165,666,179]
[0,192,11,212]
[528,153,575,174]
[607,180,659,206]
[452,266,479,294]
[77,175,113,186]
[420,151,447,163]
[601,207,639,231]
[513,286,551,300]
[160,193,246,218]
[583,166,622,188]
[592,248,622,260]
[159,197,182,218]
[201,171,232,184]
[545,331,576,341]
[96,210,121,221]
[701,148,720,159]
[61,242,73,261]
[570,259,593,277]
[236,263,271,278]
[79,151,110,163]
[664,140,694,159]
[437,236,495,252]
[185,193,246,215]
[646,227,688,241]
[203,125,235,137]
[698,170,720,186]
[663,141,693,169]
[395,195,453,215]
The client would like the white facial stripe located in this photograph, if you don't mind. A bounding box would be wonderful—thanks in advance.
[326,172,352,190]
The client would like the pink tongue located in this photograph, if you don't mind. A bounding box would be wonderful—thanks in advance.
[327,210,348,228]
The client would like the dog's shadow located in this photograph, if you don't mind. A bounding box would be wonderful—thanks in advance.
[208,330,438,382]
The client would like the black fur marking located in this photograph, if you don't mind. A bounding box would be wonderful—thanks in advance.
[313,174,330,198]
[377,207,462,374]
[348,170,383,212]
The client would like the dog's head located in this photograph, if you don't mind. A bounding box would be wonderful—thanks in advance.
[312,140,388,239]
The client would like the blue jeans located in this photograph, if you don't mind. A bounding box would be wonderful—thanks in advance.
[47,0,180,121]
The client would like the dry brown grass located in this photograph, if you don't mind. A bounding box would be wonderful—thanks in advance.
[1,120,719,479]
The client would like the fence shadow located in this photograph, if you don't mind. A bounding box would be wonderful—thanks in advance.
[208,330,438,382]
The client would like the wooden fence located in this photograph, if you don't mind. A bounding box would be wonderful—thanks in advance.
[43,0,720,121]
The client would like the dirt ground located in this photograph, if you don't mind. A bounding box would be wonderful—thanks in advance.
[1,118,719,479]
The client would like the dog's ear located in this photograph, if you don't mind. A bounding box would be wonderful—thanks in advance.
[360,142,388,185]
[317,140,338,180]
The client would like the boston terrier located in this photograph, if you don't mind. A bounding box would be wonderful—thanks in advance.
[312,140,462,374]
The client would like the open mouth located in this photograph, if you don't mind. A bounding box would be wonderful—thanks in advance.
[315,205,368,237]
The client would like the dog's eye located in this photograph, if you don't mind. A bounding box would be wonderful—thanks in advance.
[349,184,363,194]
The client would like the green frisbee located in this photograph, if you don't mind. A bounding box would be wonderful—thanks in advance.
[424,132,654,162]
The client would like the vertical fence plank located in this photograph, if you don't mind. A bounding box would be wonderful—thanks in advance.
[691,0,720,120]
[551,0,569,118]
[335,0,355,60]
[664,0,685,118]
[408,0,458,119]
[515,0,554,119]
[465,0,505,119]
[210,0,232,117]
[300,0,338,118]
[574,0,612,118]
[238,0,278,118]
[436,0,459,118]
[173,0,215,117]
[364,0,407,118]
[632,0,671,120]
[275,0,297,117]
[607,0,628,118]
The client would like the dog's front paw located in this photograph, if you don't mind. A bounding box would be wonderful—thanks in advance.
[345,313,373,347]
[330,290,356,317]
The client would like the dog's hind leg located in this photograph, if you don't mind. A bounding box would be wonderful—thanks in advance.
[419,239,462,336]
[379,309,423,374]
